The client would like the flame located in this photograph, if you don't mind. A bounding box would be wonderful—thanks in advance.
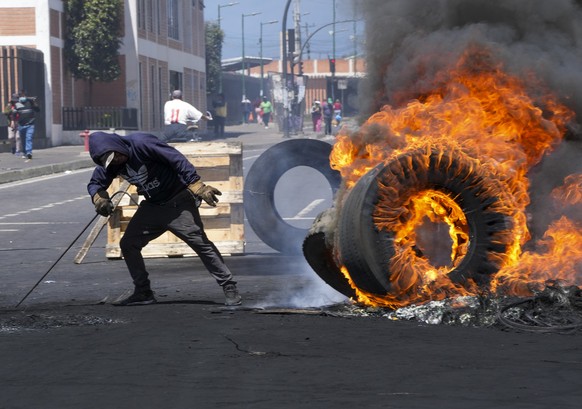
[551,174,582,207]
[329,46,580,308]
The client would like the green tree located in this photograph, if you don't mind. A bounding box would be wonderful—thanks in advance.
[64,0,123,101]
[205,22,224,95]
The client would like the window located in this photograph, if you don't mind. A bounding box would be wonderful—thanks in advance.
[138,62,143,128]
[169,70,183,94]
[147,1,155,32]
[150,65,157,128]
[167,0,180,40]
[137,0,146,30]
[157,1,162,34]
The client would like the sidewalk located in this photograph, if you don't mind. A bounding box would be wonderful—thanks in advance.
[0,124,332,184]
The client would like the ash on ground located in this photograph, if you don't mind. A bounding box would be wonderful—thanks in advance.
[0,313,123,333]
[323,284,582,334]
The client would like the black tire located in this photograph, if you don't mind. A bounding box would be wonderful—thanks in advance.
[303,231,357,299]
[337,147,514,295]
[244,139,342,254]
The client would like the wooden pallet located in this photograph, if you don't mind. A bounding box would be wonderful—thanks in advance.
[105,142,244,258]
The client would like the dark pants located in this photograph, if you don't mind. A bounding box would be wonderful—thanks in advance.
[262,112,271,127]
[119,190,235,292]
[163,123,194,142]
[214,116,225,137]
[324,117,332,135]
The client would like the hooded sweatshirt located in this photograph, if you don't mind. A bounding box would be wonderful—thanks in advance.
[87,132,200,204]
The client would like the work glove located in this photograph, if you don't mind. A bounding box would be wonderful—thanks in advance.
[188,180,222,207]
[93,191,114,217]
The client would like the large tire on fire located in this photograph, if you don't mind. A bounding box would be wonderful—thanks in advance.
[244,139,341,254]
[303,232,357,299]
[337,148,513,295]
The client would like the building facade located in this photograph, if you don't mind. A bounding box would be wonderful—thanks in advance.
[0,0,206,148]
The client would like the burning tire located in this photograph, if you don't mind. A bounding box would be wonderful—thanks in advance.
[244,139,341,254]
[337,147,514,295]
[303,210,357,298]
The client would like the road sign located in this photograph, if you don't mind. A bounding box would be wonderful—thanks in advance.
[338,79,348,90]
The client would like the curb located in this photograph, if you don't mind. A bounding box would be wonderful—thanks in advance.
[0,159,95,184]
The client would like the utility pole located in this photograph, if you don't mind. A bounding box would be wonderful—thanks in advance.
[217,2,239,93]
[332,0,336,102]
[242,12,261,99]
[303,23,315,60]
[282,0,292,139]
[260,20,278,97]
[353,17,357,75]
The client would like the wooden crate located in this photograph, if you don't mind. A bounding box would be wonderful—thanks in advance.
[106,142,244,258]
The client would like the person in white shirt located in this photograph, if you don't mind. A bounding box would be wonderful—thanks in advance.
[163,90,211,142]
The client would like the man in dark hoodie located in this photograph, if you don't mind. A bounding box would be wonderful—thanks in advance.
[87,131,242,306]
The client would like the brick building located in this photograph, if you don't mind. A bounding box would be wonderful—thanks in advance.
[0,0,207,148]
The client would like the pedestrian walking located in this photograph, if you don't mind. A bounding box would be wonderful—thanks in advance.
[260,95,273,129]
[323,98,334,135]
[87,131,242,307]
[212,93,227,137]
[254,98,263,125]
[333,99,343,127]
[15,90,40,160]
[311,100,322,132]
[3,93,21,155]
[241,95,252,124]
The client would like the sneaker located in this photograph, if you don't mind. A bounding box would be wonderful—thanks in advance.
[113,290,156,306]
[26,153,32,160]
[223,283,242,306]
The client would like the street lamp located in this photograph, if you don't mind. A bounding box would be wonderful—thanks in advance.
[218,2,238,29]
[260,19,278,97]
[242,12,261,99]
[218,2,239,93]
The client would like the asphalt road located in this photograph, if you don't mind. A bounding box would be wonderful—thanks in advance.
[1,139,581,409]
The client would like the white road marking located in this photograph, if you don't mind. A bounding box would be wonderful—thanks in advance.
[293,199,326,219]
[0,195,87,221]
[243,154,262,160]
[0,229,18,232]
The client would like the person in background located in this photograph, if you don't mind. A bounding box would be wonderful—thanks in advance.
[15,90,40,160]
[254,98,263,125]
[163,90,210,142]
[310,100,322,132]
[241,95,252,125]
[322,97,334,135]
[3,93,21,155]
[259,95,273,129]
[212,93,227,137]
[87,131,242,307]
[333,98,343,127]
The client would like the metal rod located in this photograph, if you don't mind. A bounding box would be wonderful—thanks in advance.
[14,190,135,308]
[15,212,100,308]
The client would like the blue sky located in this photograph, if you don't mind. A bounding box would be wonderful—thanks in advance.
[204,0,363,60]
